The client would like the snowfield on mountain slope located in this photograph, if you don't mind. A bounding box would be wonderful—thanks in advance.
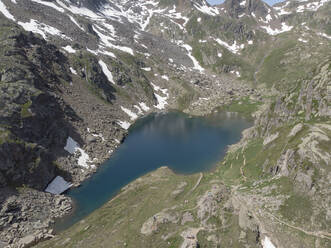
[151,83,169,110]
[31,0,65,13]
[121,106,139,121]
[99,60,115,84]
[18,19,72,40]
[194,1,220,16]
[214,38,245,54]
[261,22,293,35]
[0,0,15,21]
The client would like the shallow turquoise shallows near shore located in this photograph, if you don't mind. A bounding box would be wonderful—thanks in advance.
[56,111,252,231]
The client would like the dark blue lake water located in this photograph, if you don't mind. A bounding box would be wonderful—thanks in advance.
[56,111,251,231]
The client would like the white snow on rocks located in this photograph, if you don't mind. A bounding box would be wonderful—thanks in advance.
[62,45,76,53]
[31,0,65,13]
[194,2,219,16]
[98,49,116,58]
[117,120,131,130]
[151,83,169,110]
[56,0,99,19]
[92,25,134,55]
[265,14,273,22]
[142,67,151,71]
[121,106,138,120]
[318,32,331,40]
[134,105,143,115]
[0,0,15,21]
[217,52,222,58]
[296,0,329,13]
[240,0,247,6]
[163,5,190,31]
[139,102,150,112]
[45,176,72,195]
[261,23,293,35]
[214,38,244,54]
[64,137,94,169]
[68,15,84,31]
[278,9,292,15]
[70,67,77,75]
[101,0,163,31]
[161,75,169,81]
[197,17,201,22]
[18,19,71,40]
[176,41,204,72]
[99,60,115,84]
[274,1,291,15]
[261,236,276,248]
[248,40,253,45]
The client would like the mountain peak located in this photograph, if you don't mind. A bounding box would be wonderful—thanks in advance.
[221,0,273,18]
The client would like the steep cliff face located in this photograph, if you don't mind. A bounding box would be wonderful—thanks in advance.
[0,18,74,190]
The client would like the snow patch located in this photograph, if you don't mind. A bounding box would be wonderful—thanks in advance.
[70,67,77,75]
[151,83,169,110]
[139,102,150,112]
[0,0,15,21]
[142,67,151,71]
[121,106,138,120]
[318,32,331,40]
[31,0,65,13]
[99,60,115,84]
[194,2,219,16]
[161,75,169,81]
[18,19,71,40]
[214,38,244,54]
[68,15,84,31]
[261,23,293,35]
[262,236,276,248]
[92,25,134,55]
[64,137,93,169]
[117,120,131,130]
[176,41,204,72]
[56,0,100,18]
[296,0,329,13]
[62,45,76,53]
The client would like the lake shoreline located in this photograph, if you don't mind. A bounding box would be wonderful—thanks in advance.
[53,110,252,232]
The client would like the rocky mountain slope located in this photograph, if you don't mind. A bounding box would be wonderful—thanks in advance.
[0,0,330,247]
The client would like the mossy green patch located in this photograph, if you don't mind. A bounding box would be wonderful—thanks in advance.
[20,101,33,118]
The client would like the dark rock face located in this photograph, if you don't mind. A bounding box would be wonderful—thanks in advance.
[75,53,116,103]
[0,19,76,190]
[222,0,270,18]
[69,0,108,11]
